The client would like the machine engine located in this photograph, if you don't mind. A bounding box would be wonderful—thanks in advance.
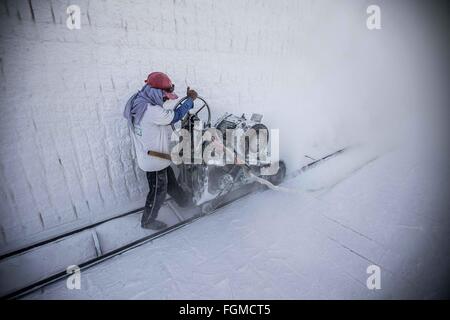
[172,97,286,212]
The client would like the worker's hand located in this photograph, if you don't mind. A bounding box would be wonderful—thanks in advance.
[186,87,198,101]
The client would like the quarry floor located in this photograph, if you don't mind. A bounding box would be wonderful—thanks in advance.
[25,141,450,299]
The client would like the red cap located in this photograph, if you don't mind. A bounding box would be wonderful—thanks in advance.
[145,72,178,100]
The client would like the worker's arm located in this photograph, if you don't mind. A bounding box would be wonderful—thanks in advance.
[170,87,198,124]
[146,98,193,126]
[170,98,193,124]
[147,88,198,126]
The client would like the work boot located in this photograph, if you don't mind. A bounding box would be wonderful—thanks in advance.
[141,219,167,230]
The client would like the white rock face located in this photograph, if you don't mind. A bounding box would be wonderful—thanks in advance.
[0,0,448,257]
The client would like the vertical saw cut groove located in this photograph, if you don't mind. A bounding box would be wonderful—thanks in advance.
[72,204,78,219]
[90,229,102,257]
[38,212,45,229]
[3,0,10,16]
[51,132,79,220]
[27,0,35,22]
[0,58,4,77]
[49,0,56,24]
[86,10,91,26]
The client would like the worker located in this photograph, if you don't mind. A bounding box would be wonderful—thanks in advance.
[124,72,198,230]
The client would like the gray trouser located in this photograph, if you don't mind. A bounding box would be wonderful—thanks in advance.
[141,166,188,226]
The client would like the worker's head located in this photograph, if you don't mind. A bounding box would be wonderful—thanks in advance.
[145,72,178,101]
